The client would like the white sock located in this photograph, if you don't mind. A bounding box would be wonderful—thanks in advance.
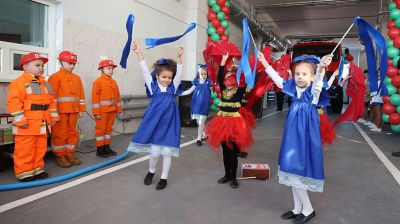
[149,153,160,173]
[197,117,206,140]
[294,188,314,216]
[292,187,302,214]
[161,155,172,179]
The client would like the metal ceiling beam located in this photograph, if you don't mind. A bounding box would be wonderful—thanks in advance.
[255,0,379,10]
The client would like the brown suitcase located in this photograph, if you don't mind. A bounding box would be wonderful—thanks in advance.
[242,163,270,180]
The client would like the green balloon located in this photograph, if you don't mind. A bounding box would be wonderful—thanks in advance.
[388,46,400,58]
[210,104,218,111]
[221,20,229,28]
[390,94,400,106]
[217,12,226,20]
[396,18,400,28]
[387,39,394,48]
[224,29,230,35]
[211,91,218,98]
[388,84,397,95]
[211,33,220,41]
[225,1,230,7]
[208,0,217,7]
[390,8,400,20]
[213,98,221,106]
[393,56,400,67]
[208,22,214,28]
[397,105,400,113]
[382,113,390,123]
[385,77,392,85]
[208,27,216,35]
[391,124,400,132]
[212,4,221,13]
[389,2,396,11]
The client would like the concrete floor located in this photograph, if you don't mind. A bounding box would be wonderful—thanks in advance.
[0,106,399,224]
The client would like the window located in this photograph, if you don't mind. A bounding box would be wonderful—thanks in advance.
[0,0,57,81]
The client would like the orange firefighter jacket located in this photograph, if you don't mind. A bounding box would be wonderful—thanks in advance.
[48,68,86,113]
[92,74,122,116]
[7,72,59,135]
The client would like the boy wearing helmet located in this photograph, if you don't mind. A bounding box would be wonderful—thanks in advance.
[48,51,86,168]
[92,59,122,157]
[7,52,59,182]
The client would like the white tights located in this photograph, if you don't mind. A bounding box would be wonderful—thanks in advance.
[149,152,172,179]
[196,116,207,140]
[292,187,314,216]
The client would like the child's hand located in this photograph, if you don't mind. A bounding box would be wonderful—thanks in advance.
[257,52,270,69]
[319,54,333,67]
[340,75,352,87]
[333,69,339,77]
[221,53,229,66]
[132,42,141,54]
[177,47,184,57]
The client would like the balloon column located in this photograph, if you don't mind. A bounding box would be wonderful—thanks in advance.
[210,89,220,111]
[208,0,231,42]
[384,1,400,132]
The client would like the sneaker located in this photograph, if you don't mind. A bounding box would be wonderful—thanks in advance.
[217,176,231,184]
[357,118,365,123]
[370,127,381,132]
[66,156,81,165]
[368,123,377,129]
[196,140,202,146]
[392,151,400,157]
[364,121,374,126]
[55,156,72,168]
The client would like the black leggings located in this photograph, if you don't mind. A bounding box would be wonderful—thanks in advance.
[222,142,239,179]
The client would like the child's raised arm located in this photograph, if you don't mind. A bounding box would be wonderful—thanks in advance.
[258,52,284,88]
[311,54,332,104]
[133,41,153,92]
[173,47,184,92]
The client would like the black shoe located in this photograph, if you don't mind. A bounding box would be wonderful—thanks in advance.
[280,211,299,220]
[18,176,35,182]
[392,151,400,157]
[104,145,117,156]
[237,151,248,158]
[156,179,167,190]
[96,146,110,158]
[230,179,239,188]
[196,140,202,146]
[144,172,155,185]
[293,211,316,224]
[34,172,49,180]
[217,176,231,184]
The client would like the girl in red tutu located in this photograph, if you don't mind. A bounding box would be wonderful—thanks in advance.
[205,53,253,188]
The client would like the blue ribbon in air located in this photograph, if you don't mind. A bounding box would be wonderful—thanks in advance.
[337,55,345,84]
[354,16,387,96]
[145,23,196,48]
[119,14,135,69]
[236,18,258,89]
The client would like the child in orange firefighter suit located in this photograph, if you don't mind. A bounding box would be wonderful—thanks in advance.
[7,52,59,182]
[92,59,122,157]
[49,51,86,168]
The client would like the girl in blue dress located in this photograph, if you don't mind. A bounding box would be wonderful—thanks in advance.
[259,52,332,224]
[127,42,183,190]
[180,64,211,146]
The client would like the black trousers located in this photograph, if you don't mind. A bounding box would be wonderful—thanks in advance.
[276,92,292,111]
[222,142,239,179]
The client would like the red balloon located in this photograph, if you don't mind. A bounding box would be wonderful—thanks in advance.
[388,20,396,29]
[217,26,225,35]
[389,58,393,65]
[212,18,220,27]
[388,27,400,39]
[208,12,217,21]
[217,0,226,6]
[383,103,396,114]
[222,6,230,14]
[392,75,400,87]
[394,36,400,48]
[383,96,391,103]
[225,15,230,21]
[220,34,229,41]
[396,0,400,8]
[389,113,400,125]
[398,87,400,94]
[387,65,399,77]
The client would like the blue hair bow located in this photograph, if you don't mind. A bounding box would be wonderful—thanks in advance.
[293,55,320,65]
[198,64,207,69]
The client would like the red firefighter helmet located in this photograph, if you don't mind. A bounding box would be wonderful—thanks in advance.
[19,52,48,68]
[58,51,78,64]
[98,59,117,70]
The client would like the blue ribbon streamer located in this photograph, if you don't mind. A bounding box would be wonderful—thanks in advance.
[354,17,387,96]
[337,55,345,84]
[236,18,257,89]
[119,14,135,69]
[145,23,196,48]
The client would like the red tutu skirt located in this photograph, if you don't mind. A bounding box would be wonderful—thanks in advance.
[239,107,256,129]
[319,113,337,146]
[205,115,254,153]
